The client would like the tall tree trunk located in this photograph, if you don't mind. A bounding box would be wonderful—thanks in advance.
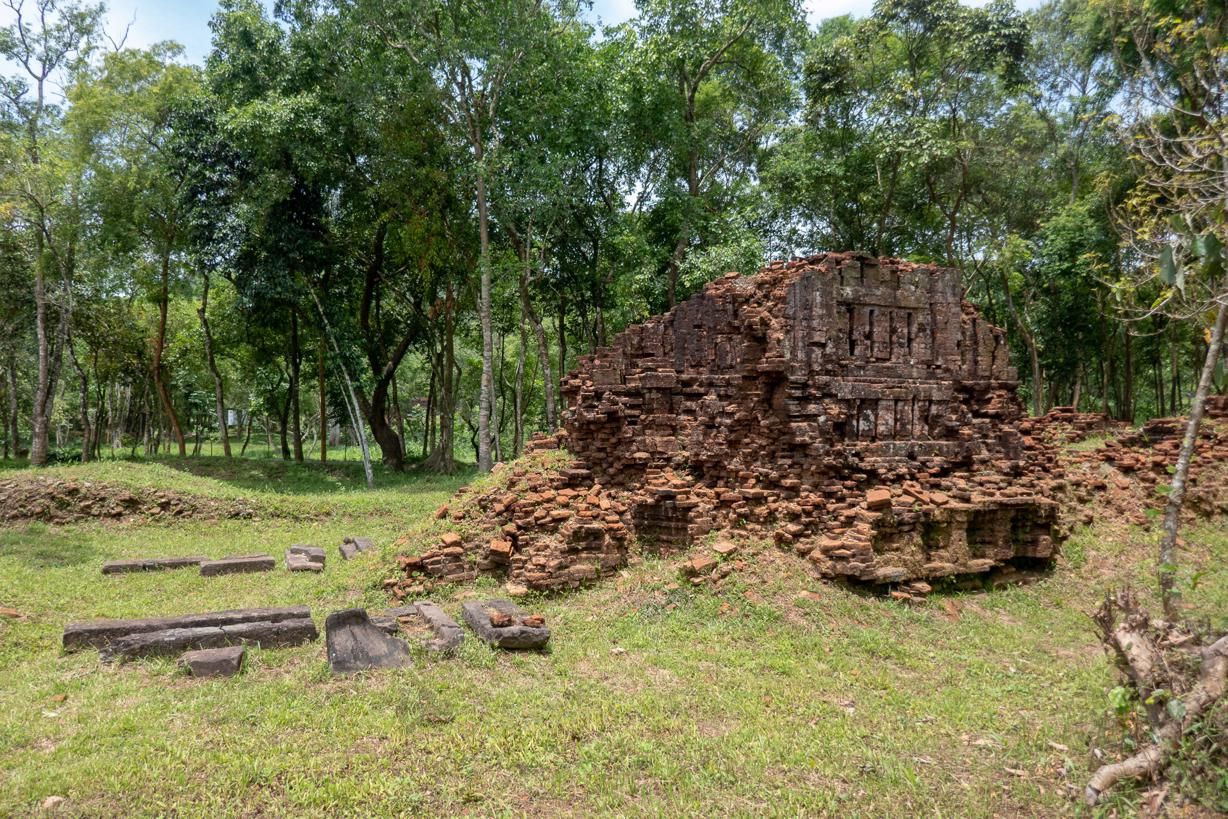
[514,309,526,458]
[318,345,327,463]
[197,273,231,457]
[1122,327,1135,422]
[425,282,457,473]
[241,412,253,456]
[519,249,557,430]
[30,236,50,465]
[476,152,494,473]
[67,335,90,463]
[279,384,291,461]
[309,287,374,487]
[356,379,404,471]
[557,294,567,388]
[153,253,186,457]
[7,357,18,459]
[493,331,505,464]
[289,309,304,463]
[1158,299,1228,621]
[996,267,1043,415]
[1170,327,1181,414]
[423,358,436,458]
[391,370,406,463]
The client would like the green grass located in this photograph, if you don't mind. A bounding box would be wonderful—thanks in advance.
[0,459,1225,817]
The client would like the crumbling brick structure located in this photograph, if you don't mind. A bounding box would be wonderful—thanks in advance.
[397,253,1063,594]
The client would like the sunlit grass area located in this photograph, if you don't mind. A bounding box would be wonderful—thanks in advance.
[0,459,1225,816]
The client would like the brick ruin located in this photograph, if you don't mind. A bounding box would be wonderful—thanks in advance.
[397,252,1067,594]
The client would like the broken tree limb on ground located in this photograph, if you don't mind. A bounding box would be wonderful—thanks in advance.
[1085,589,1228,805]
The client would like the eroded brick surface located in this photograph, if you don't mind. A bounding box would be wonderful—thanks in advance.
[399,253,1073,593]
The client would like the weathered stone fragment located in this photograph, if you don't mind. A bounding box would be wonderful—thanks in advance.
[101,556,206,575]
[461,600,550,650]
[286,544,325,572]
[63,606,312,651]
[200,554,274,576]
[179,645,245,678]
[414,601,464,653]
[325,608,411,673]
[100,617,317,662]
[339,536,375,560]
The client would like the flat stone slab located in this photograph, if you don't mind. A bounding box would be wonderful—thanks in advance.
[461,600,550,650]
[338,536,376,561]
[63,605,312,651]
[325,608,411,673]
[414,601,464,653]
[101,617,318,662]
[180,645,245,678]
[200,554,275,576]
[286,545,325,573]
[102,556,206,575]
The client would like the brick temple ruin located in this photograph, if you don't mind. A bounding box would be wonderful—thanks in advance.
[397,252,1065,594]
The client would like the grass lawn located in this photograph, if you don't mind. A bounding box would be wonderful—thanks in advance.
[0,456,1225,817]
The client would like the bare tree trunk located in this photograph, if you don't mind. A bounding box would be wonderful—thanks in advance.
[424,282,458,473]
[520,252,557,430]
[493,330,504,464]
[67,334,91,463]
[309,287,374,487]
[289,309,304,463]
[197,272,231,457]
[557,295,567,388]
[278,381,291,461]
[422,357,436,458]
[30,242,50,466]
[1157,299,1227,620]
[153,253,186,457]
[391,369,406,463]
[514,309,526,458]
[240,412,253,456]
[7,357,18,459]
[1122,327,1135,422]
[476,156,494,473]
[318,345,327,463]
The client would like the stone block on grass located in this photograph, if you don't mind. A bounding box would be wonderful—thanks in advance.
[286,545,325,573]
[200,555,274,576]
[63,606,312,651]
[101,556,206,575]
[325,608,411,673]
[180,645,245,678]
[461,600,550,650]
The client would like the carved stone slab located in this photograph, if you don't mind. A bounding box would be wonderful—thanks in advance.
[100,617,317,662]
[180,645,245,678]
[324,608,411,673]
[102,556,206,575]
[63,605,312,651]
[461,600,550,650]
[200,555,275,576]
[286,545,325,572]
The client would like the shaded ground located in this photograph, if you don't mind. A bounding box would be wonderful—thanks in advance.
[0,458,1224,816]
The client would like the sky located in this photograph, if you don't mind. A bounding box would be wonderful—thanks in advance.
[94,0,1045,66]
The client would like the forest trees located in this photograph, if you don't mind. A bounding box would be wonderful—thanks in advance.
[0,0,1222,470]
[0,0,103,465]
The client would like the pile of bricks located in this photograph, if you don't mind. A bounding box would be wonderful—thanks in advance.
[1039,397,1228,524]
[394,252,1076,594]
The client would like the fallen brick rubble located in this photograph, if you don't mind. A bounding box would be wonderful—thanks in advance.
[392,253,1227,598]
